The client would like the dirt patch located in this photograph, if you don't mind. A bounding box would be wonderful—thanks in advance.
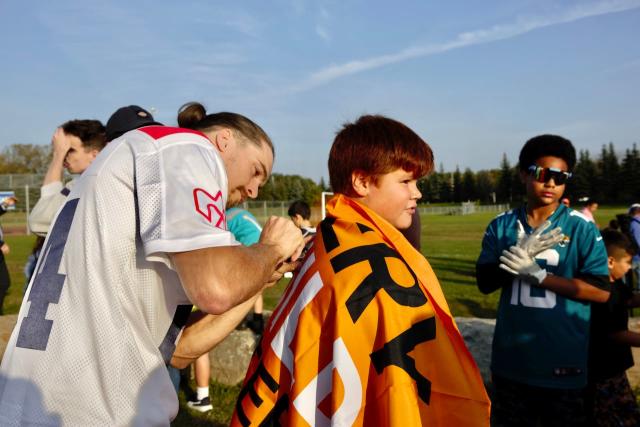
[2,225,27,236]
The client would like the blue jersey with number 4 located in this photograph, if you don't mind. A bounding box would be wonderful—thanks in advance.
[477,204,608,389]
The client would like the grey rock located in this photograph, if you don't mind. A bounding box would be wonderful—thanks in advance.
[209,329,258,386]
[455,317,495,385]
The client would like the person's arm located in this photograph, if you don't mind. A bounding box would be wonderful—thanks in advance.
[610,330,640,347]
[538,274,610,303]
[171,295,259,369]
[42,127,71,187]
[28,128,73,236]
[173,245,279,314]
[475,262,514,294]
[171,216,304,314]
[476,219,510,294]
[28,180,73,236]
[171,257,295,368]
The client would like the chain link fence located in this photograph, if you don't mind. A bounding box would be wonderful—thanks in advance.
[418,203,510,216]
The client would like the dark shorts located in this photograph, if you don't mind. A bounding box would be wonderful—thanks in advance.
[491,374,587,427]
[589,372,640,427]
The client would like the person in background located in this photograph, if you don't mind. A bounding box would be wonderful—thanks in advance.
[287,200,315,237]
[226,207,266,335]
[0,196,16,314]
[22,237,45,295]
[605,219,620,232]
[628,204,640,289]
[104,105,161,142]
[185,207,264,413]
[587,230,640,425]
[561,197,570,207]
[28,120,106,236]
[580,199,599,225]
[28,106,160,237]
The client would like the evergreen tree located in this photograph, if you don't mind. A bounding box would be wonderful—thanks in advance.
[437,163,453,202]
[511,167,525,204]
[453,166,463,203]
[568,150,597,202]
[597,143,620,203]
[475,170,497,203]
[461,168,477,201]
[418,171,440,203]
[496,153,513,203]
[318,177,330,192]
[620,144,640,203]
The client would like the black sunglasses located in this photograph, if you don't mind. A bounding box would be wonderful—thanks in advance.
[528,165,572,185]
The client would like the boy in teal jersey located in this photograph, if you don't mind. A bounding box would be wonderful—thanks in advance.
[476,134,610,426]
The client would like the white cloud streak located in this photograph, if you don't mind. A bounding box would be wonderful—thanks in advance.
[292,0,640,92]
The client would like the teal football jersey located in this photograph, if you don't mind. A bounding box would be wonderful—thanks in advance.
[477,204,608,389]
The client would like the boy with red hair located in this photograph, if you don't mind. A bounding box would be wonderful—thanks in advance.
[233,115,490,426]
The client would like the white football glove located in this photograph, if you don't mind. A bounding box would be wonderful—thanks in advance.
[499,246,548,286]
[516,219,564,257]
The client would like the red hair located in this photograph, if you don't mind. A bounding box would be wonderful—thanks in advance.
[328,115,434,196]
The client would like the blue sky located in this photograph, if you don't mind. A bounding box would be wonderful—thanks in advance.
[1,0,639,182]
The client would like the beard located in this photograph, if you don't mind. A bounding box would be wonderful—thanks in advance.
[226,191,243,208]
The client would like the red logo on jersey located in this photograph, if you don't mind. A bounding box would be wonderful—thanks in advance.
[139,126,206,140]
[193,188,225,228]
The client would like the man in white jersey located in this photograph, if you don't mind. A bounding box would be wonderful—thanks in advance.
[0,104,303,425]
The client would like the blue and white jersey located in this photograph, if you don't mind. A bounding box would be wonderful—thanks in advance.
[477,204,608,389]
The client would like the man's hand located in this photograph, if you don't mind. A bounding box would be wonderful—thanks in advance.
[265,260,299,287]
[1,243,10,256]
[51,127,71,158]
[499,246,547,285]
[516,220,564,257]
[259,216,305,263]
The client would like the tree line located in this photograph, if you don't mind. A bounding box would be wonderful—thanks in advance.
[1,142,639,206]
[418,143,640,205]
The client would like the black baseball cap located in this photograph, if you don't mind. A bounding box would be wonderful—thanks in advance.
[105,105,162,141]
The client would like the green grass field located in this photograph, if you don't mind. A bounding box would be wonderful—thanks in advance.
[0,206,631,424]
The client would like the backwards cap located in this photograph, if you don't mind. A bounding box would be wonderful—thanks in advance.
[105,105,161,141]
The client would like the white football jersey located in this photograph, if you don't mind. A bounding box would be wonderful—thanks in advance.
[0,126,237,426]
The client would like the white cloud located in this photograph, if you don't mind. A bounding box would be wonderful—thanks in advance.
[292,0,640,92]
